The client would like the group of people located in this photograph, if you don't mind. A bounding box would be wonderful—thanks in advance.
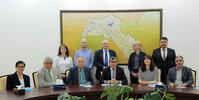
[6,37,193,90]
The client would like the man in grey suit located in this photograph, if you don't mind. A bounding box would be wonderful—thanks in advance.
[37,56,62,87]
[166,56,193,87]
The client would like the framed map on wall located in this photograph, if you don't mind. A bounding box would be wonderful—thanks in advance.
[60,9,162,64]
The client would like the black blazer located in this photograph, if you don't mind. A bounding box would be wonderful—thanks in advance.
[128,51,146,73]
[94,49,116,80]
[66,66,94,85]
[6,72,30,90]
[100,66,128,85]
[152,48,176,83]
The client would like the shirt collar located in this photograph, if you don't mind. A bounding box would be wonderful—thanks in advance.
[110,67,116,71]
[161,47,167,51]
[103,49,109,52]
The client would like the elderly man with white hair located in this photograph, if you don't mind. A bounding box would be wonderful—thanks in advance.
[37,56,62,87]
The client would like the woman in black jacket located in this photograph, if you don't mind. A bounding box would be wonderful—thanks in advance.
[6,61,30,90]
[128,41,146,83]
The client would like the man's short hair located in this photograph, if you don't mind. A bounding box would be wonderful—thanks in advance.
[160,37,168,41]
[43,56,53,63]
[175,55,184,61]
[109,56,117,62]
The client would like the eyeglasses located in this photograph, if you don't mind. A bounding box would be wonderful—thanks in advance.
[17,66,25,68]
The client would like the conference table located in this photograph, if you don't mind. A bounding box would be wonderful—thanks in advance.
[0,84,199,100]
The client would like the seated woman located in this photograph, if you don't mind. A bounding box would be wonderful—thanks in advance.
[6,61,30,90]
[138,55,159,85]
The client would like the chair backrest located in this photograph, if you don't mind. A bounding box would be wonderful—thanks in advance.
[65,69,70,78]
[192,70,196,87]
[0,75,8,91]
[158,69,161,82]
[32,72,39,88]
[91,66,97,84]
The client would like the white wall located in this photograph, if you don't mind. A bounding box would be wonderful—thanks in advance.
[0,0,199,86]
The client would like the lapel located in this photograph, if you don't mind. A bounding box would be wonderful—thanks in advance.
[157,48,164,61]
[75,67,79,83]
[100,49,104,61]
[116,67,119,79]
[108,67,111,79]
[181,66,185,79]
[173,67,177,81]
[165,48,170,61]
[43,68,52,81]
[14,72,20,85]
[83,67,87,80]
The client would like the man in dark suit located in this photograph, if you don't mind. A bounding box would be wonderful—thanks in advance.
[66,56,94,85]
[167,56,193,87]
[152,37,176,84]
[100,56,127,85]
[94,39,117,81]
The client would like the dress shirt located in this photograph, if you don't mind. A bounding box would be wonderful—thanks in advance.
[74,48,94,69]
[54,56,73,73]
[103,49,110,66]
[161,48,167,60]
[110,67,116,80]
[49,69,55,82]
[175,68,183,85]
[19,78,25,87]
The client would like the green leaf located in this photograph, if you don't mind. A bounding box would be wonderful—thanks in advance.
[144,93,151,100]
[150,91,161,100]
[166,93,174,97]
[100,92,108,99]
[128,98,135,100]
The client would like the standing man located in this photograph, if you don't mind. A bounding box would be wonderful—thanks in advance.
[74,38,94,69]
[167,56,193,87]
[100,56,127,85]
[94,39,117,81]
[66,56,94,85]
[152,37,176,84]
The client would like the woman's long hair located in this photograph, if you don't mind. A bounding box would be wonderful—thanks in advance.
[141,55,155,72]
[57,44,69,57]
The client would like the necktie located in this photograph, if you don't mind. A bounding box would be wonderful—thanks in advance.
[163,48,166,61]
[49,70,54,82]
[80,69,84,84]
[112,69,116,79]
[104,50,108,66]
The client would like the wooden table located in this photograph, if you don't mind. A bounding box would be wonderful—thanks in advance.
[0,84,199,100]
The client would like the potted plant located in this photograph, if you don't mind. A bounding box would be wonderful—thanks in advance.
[100,84,133,100]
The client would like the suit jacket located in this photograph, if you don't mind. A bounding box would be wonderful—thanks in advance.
[152,48,176,84]
[128,51,146,73]
[94,49,116,80]
[37,67,61,87]
[66,66,94,85]
[100,66,128,85]
[6,72,30,90]
[166,66,193,86]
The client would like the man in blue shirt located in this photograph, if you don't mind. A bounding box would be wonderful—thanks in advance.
[74,39,94,69]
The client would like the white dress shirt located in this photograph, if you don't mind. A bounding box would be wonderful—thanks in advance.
[161,48,167,60]
[54,56,73,73]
